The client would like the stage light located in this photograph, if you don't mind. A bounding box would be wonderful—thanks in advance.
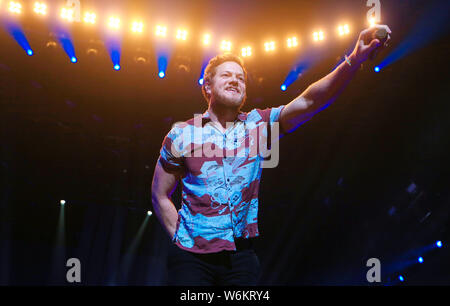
[27,49,33,56]
[60,7,74,22]
[418,257,423,263]
[33,2,47,15]
[155,25,167,37]
[8,1,21,14]
[83,12,96,24]
[176,29,188,41]
[114,64,120,70]
[374,66,380,72]
[131,21,143,33]
[220,40,232,52]
[159,71,165,78]
[70,56,77,63]
[241,46,251,57]
[338,24,350,36]
[60,200,66,205]
[369,17,377,27]
[198,78,204,85]
[436,241,442,248]
[264,41,275,52]
[147,211,152,216]
[287,37,298,48]
[313,31,325,42]
[398,275,404,282]
[202,34,211,46]
[281,84,287,91]
[108,17,121,30]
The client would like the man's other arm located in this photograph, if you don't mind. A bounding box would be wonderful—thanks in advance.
[151,160,180,239]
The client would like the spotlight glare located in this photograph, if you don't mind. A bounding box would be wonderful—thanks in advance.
[399,275,404,282]
[114,64,120,71]
[60,200,66,205]
[108,16,121,30]
[27,49,33,56]
[369,17,377,27]
[264,41,276,52]
[313,31,325,42]
[33,2,47,15]
[241,46,252,57]
[202,33,211,46]
[287,37,298,48]
[220,40,232,52]
[338,24,350,36]
[8,1,22,14]
[159,71,165,78]
[83,12,96,24]
[374,66,380,73]
[131,21,143,33]
[198,78,204,85]
[155,25,167,37]
[176,29,188,41]
[436,241,443,248]
[71,56,77,63]
[281,84,287,91]
[147,210,152,216]
[60,7,74,22]
[418,257,423,263]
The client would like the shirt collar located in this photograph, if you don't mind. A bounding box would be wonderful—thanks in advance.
[201,110,247,127]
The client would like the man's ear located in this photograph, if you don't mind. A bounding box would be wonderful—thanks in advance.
[205,84,211,95]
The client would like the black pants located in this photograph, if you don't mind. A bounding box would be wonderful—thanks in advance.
[167,239,260,286]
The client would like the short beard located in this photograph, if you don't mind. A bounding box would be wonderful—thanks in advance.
[211,92,246,111]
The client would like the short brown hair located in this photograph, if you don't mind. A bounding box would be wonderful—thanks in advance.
[201,53,247,103]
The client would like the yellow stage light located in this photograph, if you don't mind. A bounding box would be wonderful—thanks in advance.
[8,1,22,14]
[338,24,350,36]
[287,37,298,48]
[313,31,325,42]
[202,34,211,46]
[220,40,232,52]
[369,17,377,27]
[155,25,167,37]
[83,12,96,24]
[264,41,276,52]
[60,7,74,22]
[131,21,143,33]
[108,17,121,30]
[176,29,188,41]
[33,2,46,15]
[241,46,252,57]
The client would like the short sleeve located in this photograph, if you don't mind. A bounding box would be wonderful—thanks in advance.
[256,105,287,138]
[158,125,185,175]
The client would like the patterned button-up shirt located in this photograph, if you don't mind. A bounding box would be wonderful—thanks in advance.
[158,105,285,253]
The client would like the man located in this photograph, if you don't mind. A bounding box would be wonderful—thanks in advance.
[152,25,391,286]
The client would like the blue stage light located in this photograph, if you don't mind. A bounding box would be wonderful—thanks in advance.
[399,275,404,282]
[374,66,380,73]
[159,71,165,78]
[27,49,33,56]
[114,64,121,71]
[418,257,423,263]
[198,78,204,85]
[71,56,77,63]
[436,241,442,248]
[281,84,287,91]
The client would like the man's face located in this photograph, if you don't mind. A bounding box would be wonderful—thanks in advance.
[208,61,246,109]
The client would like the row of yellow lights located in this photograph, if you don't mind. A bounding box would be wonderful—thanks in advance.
[5,1,355,58]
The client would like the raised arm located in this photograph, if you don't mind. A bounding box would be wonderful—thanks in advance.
[151,159,180,239]
[279,24,391,134]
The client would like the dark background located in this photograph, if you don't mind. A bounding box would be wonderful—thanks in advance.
[0,0,449,285]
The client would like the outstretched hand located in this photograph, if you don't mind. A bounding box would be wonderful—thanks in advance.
[351,24,392,65]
